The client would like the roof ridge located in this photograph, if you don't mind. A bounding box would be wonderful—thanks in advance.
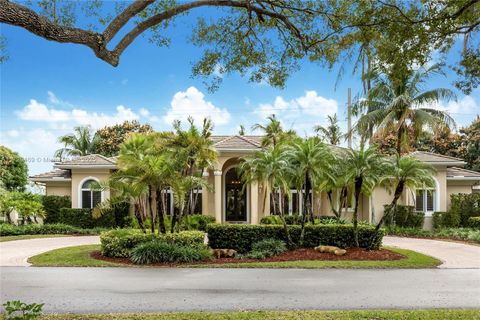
[411,150,464,162]
[235,135,262,147]
[214,135,235,146]
[448,167,480,175]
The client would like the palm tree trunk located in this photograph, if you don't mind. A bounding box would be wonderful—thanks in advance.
[300,175,310,246]
[327,190,340,220]
[157,188,166,234]
[278,189,293,247]
[353,176,363,248]
[149,186,157,234]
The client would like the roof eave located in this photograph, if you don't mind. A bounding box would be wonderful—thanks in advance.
[54,164,117,169]
[29,178,72,182]
[447,177,480,181]
[427,161,466,166]
[217,148,260,153]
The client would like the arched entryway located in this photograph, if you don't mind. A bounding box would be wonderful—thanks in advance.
[224,167,248,223]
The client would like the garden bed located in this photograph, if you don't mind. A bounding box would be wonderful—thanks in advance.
[91,247,405,267]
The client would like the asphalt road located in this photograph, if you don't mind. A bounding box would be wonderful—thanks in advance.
[1,267,479,313]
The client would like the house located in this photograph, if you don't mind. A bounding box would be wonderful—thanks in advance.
[30,135,480,229]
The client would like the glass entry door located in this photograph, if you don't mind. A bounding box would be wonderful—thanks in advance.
[225,168,247,222]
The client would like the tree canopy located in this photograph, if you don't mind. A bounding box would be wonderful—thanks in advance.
[1,0,478,91]
[0,145,28,192]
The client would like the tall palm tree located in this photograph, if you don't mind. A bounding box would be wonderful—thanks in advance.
[239,147,293,245]
[314,114,344,145]
[355,64,456,154]
[54,126,100,159]
[238,125,246,136]
[284,137,333,244]
[345,145,389,247]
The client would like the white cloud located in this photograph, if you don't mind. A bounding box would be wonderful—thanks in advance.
[16,99,70,122]
[163,86,231,126]
[47,91,60,104]
[139,108,150,117]
[71,105,139,128]
[428,95,478,115]
[253,91,338,131]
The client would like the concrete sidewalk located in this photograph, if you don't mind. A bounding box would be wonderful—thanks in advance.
[0,236,100,266]
[383,236,480,269]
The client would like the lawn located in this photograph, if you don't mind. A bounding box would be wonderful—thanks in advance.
[31,310,480,320]
[0,234,70,242]
[28,245,441,269]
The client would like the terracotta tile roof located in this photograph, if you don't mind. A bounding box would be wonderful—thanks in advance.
[30,169,71,181]
[447,167,480,179]
[212,135,262,150]
[410,151,466,164]
[55,154,117,167]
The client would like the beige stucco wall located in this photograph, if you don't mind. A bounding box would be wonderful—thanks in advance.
[71,169,112,208]
[446,182,475,209]
[45,182,71,197]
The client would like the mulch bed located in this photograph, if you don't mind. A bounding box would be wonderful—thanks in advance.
[91,247,405,267]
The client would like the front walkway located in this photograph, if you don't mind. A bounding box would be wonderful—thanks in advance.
[0,236,100,266]
[383,236,480,269]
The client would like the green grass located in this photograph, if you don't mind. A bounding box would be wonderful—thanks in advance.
[0,234,71,242]
[28,245,441,269]
[28,245,123,267]
[30,310,480,320]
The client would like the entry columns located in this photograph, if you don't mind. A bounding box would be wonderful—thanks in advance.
[250,182,259,224]
[214,170,222,223]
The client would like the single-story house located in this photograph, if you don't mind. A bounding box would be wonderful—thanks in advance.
[31,135,480,229]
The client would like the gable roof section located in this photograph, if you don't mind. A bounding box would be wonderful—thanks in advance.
[30,169,71,182]
[55,154,117,169]
[410,151,466,166]
[447,167,480,181]
[212,135,262,151]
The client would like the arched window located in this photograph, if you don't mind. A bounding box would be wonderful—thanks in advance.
[81,179,101,209]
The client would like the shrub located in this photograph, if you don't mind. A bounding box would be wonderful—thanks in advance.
[260,215,345,225]
[260,216,282,225]
[386,227,480,244]
[245,238,287,259]
[468,217,480,229]
[59,208,124,228]
[432,211,461,229]
[100,229,205,258]
[207,224,383,253]
[450,193,480,227]
[41,195,71,224]
[183,214,216,231]
[384,205,424,228]
[130,240,211,264]
[0,223,103,236]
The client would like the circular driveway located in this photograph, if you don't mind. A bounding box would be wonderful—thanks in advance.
[0,236,100,266]
[383,236,480,269]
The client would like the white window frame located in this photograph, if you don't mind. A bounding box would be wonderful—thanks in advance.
[414,177,440,217]
[78,177,102,209]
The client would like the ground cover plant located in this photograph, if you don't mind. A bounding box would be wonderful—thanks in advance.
[130,240,211,264]
[244,239,287,259]
[386,227,480,244]
[0,223,104,237]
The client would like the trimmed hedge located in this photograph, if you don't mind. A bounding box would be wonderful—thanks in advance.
[184,214,216,231]
[0,223,103,236]
[100,229,205,258]
[468,217,480,229]
[432,211,461,229]
[42,195,71,224]
[59,204,129,228]
[260,215,346,225]
[384,205,424,228]
[206,224,383,253]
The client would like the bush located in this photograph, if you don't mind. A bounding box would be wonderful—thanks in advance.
[130,240,211,264]
[450,193,480,227]
[207,224,383,253]
[468,217,480,229]
[183,214,216,231]
[0,223,103,236]
[41,195,71,224]
[260,215,345,225]
[100,229,205,258]
[384,205,424,228]
[386,227,480,244]
[59,207,128,228]
[245,238,287,259]
[432,211,461,229]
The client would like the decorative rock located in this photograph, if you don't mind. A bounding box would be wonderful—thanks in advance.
[210,248,237,259]
[334,249,347,256]
[314,245,347,256]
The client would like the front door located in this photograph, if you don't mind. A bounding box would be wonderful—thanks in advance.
[224,168,247,222]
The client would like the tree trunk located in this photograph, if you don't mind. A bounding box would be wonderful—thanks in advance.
[148,186,157,234]
[353,176,363,248]
[299,174,310,246]
[327,190,340,219]
[157,189,166,234]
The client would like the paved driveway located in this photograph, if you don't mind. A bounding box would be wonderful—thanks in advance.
[383,236,480,269]
[1,267,479,313]
[0,236,100,266]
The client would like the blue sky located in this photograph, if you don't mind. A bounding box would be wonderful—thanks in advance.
[0,7,479,175]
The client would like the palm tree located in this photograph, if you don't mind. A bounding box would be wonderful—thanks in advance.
[345,145,389,247]
[355,64,456,154]
[238,125,246,136]
[252,114,297,147]
[55,126,100,159]
[314,114,343,145]
[376,156,436,230]
[239,147,293,246]
[284,137,333,244]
